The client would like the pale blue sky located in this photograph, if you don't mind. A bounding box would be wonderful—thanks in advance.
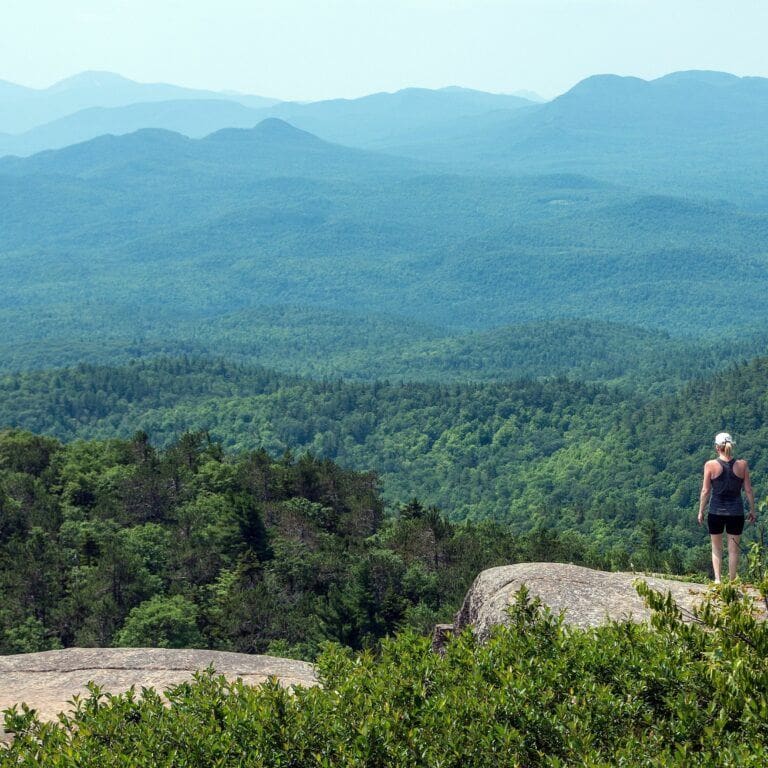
[3,0,767,100]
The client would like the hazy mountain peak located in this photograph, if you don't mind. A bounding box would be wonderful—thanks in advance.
[550,69,768,121]
[563,69,760,100]
[564,73,647,96]
[254,117,314,136]
[511,89,546,102]
[437,85,496,96]
[61,126,191,157]
[439,85,544,102]
[121,126,192,144]
[654,70,741,87]
[47,70,136,93]
[204,118,322,144]
[0,71,280,135]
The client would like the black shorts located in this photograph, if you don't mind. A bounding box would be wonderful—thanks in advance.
[707,514,745,536]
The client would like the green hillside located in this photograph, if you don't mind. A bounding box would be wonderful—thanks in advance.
[6,585,768,766]
[2,126,768,374]
[3,355,767,572]
[3,311,762,393]
[270,318,764,390]
[0,429,592,658]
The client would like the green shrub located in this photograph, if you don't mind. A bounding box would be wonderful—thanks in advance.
[4,582,768,766]
[114,594,204,649]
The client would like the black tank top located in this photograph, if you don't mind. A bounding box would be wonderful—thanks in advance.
[710,458,745,516]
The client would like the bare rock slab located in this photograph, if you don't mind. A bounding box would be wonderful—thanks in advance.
[455,562,711,641]
[0,647,317,740]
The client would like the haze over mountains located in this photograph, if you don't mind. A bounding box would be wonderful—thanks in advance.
[5,57,768,727]
[2,69,766,206]
[386,71,768,206]
[0,70,280,134]
[1,67,767,381]
[0,72,537,158]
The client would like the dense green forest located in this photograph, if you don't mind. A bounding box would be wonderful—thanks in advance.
[1,429,605,658]
[2,121,768,377]
[3,68,768,767]
[6,347,766,661]
[2,313,766,394]
[3,354,768,573]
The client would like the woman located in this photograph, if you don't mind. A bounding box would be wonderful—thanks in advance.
[698,432,756,582]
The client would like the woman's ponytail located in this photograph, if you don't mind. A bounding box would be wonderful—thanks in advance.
[714,432,734,459]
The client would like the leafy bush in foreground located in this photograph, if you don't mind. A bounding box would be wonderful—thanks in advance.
[4,582,768,767]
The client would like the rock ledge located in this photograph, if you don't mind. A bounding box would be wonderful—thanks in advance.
[1,647,316,740]
[454,562,711,641]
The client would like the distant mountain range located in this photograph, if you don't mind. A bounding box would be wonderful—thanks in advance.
[0,118,422,182]
[0,70,280,134]
[2,69,766,208]
[256,87,535,149]
[1,67,767,380]
[0,99,266,157]
[0,76,536,157]
[1,111,767,354]
[386,70,768,206]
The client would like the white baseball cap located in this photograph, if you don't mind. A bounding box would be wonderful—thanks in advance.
[714,432,734,446]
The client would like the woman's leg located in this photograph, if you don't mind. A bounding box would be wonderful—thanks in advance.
[710,533,723,582]
[727,534,741,580]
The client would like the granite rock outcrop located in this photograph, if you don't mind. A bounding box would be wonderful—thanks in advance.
[0,647,316,741]
[453,562,711,641]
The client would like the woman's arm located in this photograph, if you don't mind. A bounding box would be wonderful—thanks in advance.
[698,462,713,525]
[742,462,756,523]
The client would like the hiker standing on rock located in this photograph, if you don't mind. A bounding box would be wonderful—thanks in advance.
[698,432,756,583]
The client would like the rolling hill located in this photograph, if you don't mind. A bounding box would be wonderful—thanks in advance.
[0,82,535,159]
[2,353,767,552]
[384,71,768,207]
[0,118,421,180]
[0,99,269,158]
[1,120,767,371]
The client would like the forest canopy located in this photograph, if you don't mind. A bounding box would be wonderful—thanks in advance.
[1,428,608,659]
[2,354,767,574]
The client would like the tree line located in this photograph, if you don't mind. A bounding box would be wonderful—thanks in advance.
[3,355,768,574]
[0,429,612,658]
